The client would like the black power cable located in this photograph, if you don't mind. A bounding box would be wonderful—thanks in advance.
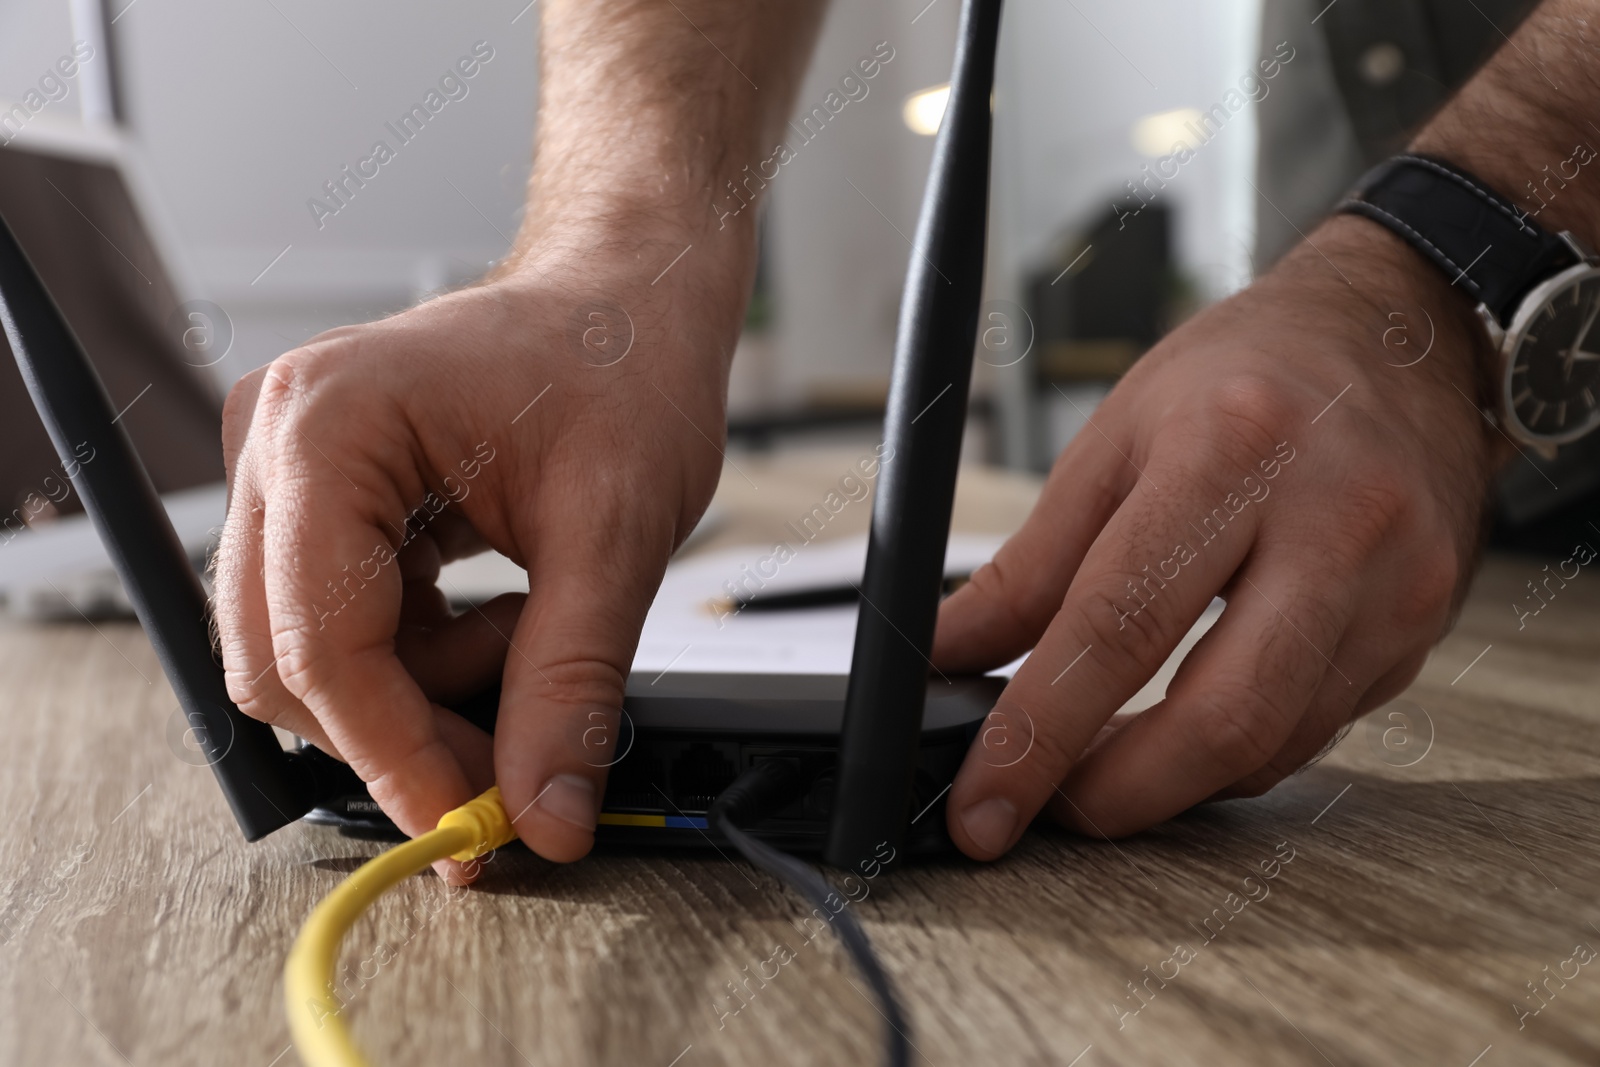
[711,0,1002,1060]
[709,760,910,1067]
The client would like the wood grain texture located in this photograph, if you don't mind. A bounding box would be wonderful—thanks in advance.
[0,458,1596,1067]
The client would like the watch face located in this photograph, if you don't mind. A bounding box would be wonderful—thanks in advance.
[1507,268,1600,442]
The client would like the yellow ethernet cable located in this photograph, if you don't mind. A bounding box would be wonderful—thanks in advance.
[284,787,518,1067]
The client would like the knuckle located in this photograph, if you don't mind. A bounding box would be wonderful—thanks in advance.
[1261,718,1357,790]
[1023,705,1082,779]
[233,690,288,731]
[529,657,629,713]
[1249,589,1346,694]
[1392,548,1460,631]
[222,667,259,711]
[222,367,267,429]
[1200,376,1300,456]
[968,552,1051,635]
[962,557,1009,602]
[224,668,295,732]
[361,736,462,803]
[1331,472,1414,554]
[271,622,336,707]
[258,348,313,410]
[1251,631,1324,706]
[217,629,254,689]
[1182,685,1287,782]
[256,348,341,434]
[1078,581,1172,665]
[1292,588,1346,650]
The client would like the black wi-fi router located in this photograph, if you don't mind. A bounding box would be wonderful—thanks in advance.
[0,0,1004,870]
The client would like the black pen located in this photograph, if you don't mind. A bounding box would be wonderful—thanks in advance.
[713,572,971,615]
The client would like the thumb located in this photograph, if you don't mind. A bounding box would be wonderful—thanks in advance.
[493,559,656,863]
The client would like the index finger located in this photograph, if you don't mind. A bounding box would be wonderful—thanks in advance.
[256,368,480,845]
[945,446,1262,859]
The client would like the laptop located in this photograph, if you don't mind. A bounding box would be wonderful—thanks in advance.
[0,118,227,619]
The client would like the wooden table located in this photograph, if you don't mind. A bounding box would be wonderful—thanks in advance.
[1,450,1597,1066]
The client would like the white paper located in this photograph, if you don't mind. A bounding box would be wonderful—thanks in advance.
[631,533,1011,676]
[627,533,1223,718]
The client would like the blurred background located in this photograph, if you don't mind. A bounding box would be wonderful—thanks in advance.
[7,0,1579,619]
[0,0,1262,474]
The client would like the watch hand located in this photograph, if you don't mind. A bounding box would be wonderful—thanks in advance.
[1560,294,1600,383]
[1568,291,1600,360]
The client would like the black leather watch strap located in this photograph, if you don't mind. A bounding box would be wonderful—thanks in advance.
[1338,154,1580,327]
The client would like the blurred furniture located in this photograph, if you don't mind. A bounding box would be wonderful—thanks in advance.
[1018,201,1174,470]
[1028,202,1172,385]
[0,130,224,524]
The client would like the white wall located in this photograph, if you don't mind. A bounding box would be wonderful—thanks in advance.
[760,0,955,409]
[0,1,74,87]
[5,0,538,391]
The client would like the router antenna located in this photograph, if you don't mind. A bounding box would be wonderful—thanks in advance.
[825,0,1004,871]
[0,210,321,841]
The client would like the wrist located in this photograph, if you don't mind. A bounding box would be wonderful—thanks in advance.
[490,196,756,346]
[1270,214,1511,454]
[480,210,753,381]
[1408,0,1600,253]
[515,163,762,250]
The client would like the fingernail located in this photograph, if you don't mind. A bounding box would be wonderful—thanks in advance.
[959,796,1019,857]
[535,774,598,832]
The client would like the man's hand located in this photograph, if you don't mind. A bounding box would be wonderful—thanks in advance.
[933,215,1506,857]
[933,0,1600,860]
[216,231,742,873]
[213,0,827,876]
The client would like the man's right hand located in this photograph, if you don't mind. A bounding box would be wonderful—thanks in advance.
[212,0,828,875]
[214,222,746,876]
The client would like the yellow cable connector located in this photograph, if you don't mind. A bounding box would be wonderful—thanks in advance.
[284,787,518,1067]
[437,785,517,862]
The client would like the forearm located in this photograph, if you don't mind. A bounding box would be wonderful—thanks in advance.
[1412,0,1600,248]
[505,0,828,285]
[1270,1,1600,471]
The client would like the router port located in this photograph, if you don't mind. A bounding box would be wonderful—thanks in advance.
[743,748,833,822]
[803,773,835,822]
[667,742,738,812]
[601,750,664,813]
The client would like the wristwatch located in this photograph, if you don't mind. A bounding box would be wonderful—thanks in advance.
[1339,153,1600,455]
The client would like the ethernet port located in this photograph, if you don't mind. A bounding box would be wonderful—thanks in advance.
[669,743,738,813]
[601,749,664,813]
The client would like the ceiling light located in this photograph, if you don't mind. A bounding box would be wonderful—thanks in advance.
[1130,107,1204,157]
[903,83,950,136]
